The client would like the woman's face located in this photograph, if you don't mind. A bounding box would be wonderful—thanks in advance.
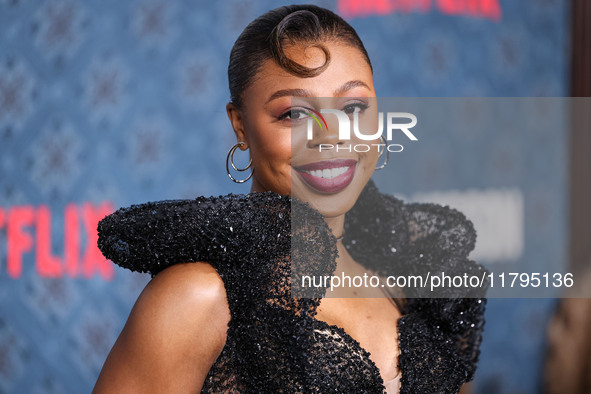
[227,41,379,219]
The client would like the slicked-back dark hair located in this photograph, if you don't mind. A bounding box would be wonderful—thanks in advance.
[228,4,373,108]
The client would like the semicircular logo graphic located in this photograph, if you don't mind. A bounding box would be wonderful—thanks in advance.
[305,109,328,131]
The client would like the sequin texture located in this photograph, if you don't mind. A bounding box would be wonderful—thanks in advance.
[97,180,487,393]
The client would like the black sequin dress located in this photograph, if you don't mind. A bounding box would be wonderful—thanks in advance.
[97,180,487,393]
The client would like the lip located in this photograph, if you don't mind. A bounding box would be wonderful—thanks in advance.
[294,159,357,194]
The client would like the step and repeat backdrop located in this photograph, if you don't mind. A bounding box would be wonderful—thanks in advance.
[0,0,569,393]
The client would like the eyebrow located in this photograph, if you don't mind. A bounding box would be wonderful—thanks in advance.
[265,80,371,104]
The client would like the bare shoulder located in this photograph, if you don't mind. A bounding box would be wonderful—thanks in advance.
[93,262,230,393]
[146,262,229,310]
[132,262,231,345]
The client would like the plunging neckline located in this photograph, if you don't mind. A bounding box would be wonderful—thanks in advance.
[312,296,402,391]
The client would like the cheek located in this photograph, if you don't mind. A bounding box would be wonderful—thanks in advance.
[246,119,292,177]
[352,109,381,169]
[251,131,291,165]
[350,135,381,167]
[357,148,379,182]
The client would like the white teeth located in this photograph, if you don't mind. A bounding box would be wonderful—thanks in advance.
[303,166,349,179]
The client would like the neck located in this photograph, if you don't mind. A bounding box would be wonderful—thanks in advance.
[324,214,346,240]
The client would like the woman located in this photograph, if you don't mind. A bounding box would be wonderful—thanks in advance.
[93,5,486,393]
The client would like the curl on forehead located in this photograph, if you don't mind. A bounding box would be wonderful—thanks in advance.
[228,5,373,109]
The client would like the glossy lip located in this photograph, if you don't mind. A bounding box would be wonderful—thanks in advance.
[294,159,357,194]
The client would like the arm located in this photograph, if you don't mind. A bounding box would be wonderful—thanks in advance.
[93,262,231,393]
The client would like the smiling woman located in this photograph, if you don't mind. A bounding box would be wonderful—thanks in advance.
[92,4,486,394]
[227,43,377,201]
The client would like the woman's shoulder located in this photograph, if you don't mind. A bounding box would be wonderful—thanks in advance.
[131,261,231,365]
[93,262,230,392]
[123,262,231,356]
[137,261,231,340]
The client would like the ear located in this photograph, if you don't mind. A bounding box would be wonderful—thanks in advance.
[226,102,249,150]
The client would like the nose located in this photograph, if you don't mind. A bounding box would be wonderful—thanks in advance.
[306,112,344,149]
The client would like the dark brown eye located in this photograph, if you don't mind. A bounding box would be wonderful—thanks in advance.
[343,102,369,115]
[279,109,310,121]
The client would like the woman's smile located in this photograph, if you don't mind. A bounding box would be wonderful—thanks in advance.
[294,158,357,194]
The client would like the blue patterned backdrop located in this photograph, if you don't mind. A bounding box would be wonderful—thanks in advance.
[0,0,569,393]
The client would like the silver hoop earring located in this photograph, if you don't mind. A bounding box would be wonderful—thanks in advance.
[226,142,253,183]
[375,135,389,170]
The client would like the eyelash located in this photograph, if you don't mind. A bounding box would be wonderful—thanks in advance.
[278,108,309,121]
[278,102,369,122]
[343,102,369,115]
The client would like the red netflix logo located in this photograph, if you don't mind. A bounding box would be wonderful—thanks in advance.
[0,202,114,280]
[338,0,502,21]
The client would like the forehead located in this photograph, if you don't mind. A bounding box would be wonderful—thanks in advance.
[247,42,374,98]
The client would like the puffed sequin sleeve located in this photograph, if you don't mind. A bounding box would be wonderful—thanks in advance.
[97,182,487,393]
[343,180,488,393]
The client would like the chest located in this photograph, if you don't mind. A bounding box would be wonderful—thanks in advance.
[315,297,401,383]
